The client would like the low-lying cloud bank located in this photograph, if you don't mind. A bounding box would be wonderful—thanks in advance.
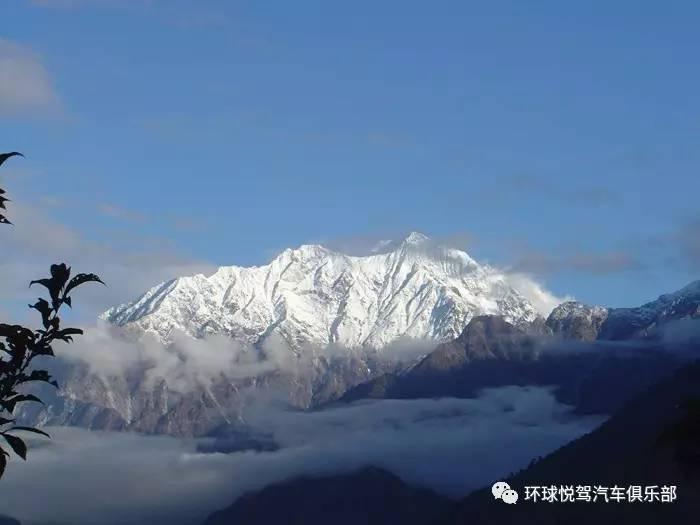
[56,316,700,397]
[53,321,435,395]
[57,323,299,393]
[0,387,600,525]
[0,386,603,525]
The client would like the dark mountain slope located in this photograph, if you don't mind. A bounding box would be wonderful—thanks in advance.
[201,362,700,525]
[342,282,700,414]
[341,315,686,415]
[437,360,700,525]
[202,467,451,525]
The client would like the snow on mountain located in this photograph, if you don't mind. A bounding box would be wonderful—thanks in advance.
[546,280,700,341]
[598,279,700,340]
[101,232,544,350]
[546,302,609,341]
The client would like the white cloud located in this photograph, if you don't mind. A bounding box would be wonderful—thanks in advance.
[57,323,297,393]
[0,387,603,525]
[0,38,61,117]
[503,272,570,317]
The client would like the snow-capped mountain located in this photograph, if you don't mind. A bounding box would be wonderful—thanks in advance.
[102,232,543,349]
[546,280,700,341]
[546,302,609,341]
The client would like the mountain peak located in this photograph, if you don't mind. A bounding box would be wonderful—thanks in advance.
[103,236,542,349]
[402,231,430,245]
[367,232,430,255]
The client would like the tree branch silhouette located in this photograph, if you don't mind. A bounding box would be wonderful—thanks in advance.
[0,152,104,479]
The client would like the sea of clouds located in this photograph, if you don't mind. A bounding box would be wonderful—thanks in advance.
[0,386,604,525]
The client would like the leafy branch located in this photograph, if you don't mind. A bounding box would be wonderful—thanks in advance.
[0,151,104,478]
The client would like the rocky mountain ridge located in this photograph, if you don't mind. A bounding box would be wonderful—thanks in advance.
[102,232,543,349]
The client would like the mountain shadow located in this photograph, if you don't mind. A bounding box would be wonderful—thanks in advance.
[437,360,700,524]
[340,314,689,416]
[202,467,451,525]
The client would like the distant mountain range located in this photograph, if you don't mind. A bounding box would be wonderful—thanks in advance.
[17,232,700,438]
[11,233,700,525]
[547,280,700,341]
[340,281,700,413]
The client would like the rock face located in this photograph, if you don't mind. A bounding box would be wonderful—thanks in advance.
[102,232,543,349]
[411,315,536,373]
[546,302,609,341]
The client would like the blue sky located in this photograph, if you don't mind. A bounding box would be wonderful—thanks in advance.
[1,0,699,312]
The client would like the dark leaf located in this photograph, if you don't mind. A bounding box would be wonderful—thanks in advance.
[50,263,71,289]
[29,278,53,291]
[0,417,14,426]
[10,426,50,438]
[64,273,105,297]
[31,342,55,357]
[2,433,27,460]
[18,369,57,387]
[0,324,35,348]
[0,324,18,337]
[13,394,43,404]
[29,298,53,329]
[0,215,11,225]
[0,449,6,478]
[30,265,71,307]
[2,394,43,412]
[1,399,18,414]
[53,327,83,343]
[0,152,24,168]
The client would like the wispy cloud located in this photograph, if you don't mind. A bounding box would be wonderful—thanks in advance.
[512,249,641,276]
[502,273,572,315]
[0,38,62,118]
